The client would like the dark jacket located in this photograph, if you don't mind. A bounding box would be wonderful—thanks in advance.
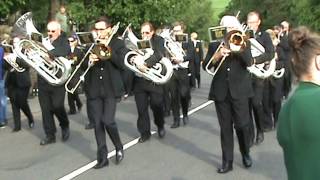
[38,32,71,88]
[133,35,166,94]
[4,57,31,89]
[203,41,254,101]
[84,37,127,99]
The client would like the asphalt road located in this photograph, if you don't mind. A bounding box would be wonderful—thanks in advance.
[0,71,287,180]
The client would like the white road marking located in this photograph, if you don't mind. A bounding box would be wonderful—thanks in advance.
[58,100,213,180]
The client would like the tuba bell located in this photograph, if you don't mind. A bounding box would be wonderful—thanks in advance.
[12,12,72,85]
[123,24,173,84]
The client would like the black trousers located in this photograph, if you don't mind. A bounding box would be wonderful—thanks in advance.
[88,97,123,158]
[215,91,251,162]
[8,87,34,129]
[163,83,171,114]
[38,85,69,137]
[168,69,190,120]
[135,90,164,137]
[67,92,82,113]
[194,62,201,88]
[248,79,265,140]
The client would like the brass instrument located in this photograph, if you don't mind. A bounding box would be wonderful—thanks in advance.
[123,25,173,84]
[1,40,25,72]
[64,22,119,94]
[159,29,186,63]
[12,12,73,85]
[205,26,246,77]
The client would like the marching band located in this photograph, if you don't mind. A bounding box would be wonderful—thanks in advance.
[0,9,292,174]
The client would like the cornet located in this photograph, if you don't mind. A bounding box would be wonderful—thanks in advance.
[1,40,25,72]
[123,24,173,84]
[64,22,119,94]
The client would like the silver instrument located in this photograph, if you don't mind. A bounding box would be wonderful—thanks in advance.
[159,29,186,63]
[1,40,25,72]
[123,25,173,84]
[64,22,120,94]
[12,12,72,85]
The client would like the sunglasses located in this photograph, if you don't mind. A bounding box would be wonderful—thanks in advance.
[141,31,151,35]
[48,30,56,33]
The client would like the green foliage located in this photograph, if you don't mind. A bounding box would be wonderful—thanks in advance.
[0,0,26,19]
[222,0,320,31]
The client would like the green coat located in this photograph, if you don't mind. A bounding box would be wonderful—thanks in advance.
[277,82,320,180]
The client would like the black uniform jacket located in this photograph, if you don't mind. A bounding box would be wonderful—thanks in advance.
[83,37,127,99]
[203,41,254,101]
[4,57,31,89]
[133,35,166,94]
[38,32,71,88]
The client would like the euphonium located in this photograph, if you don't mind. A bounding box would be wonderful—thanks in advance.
[159,29,186,63]
[64,22,119,94]
[12,12,72,85]
[1,40,25,72]
[246,37,276,79]
[123,25,173,84]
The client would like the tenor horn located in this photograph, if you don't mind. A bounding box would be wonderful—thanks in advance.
[12,12,72,85]
[64,22,119,94]
[123,25,173,84]
[159,29,186,63]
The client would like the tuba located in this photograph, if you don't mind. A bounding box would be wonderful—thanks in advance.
[1,40,25,72]
[64,22,119,94]
[12,12,72,85]
[123,25,173,84]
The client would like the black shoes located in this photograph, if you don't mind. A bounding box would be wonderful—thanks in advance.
[138,135,151,143]
[28,121,34,129]
[61,128,70,142]
[12,128,21,132]
[217,161,233,173]
[158,128,166,138]
[182,116,189,125]
[170,119,180,129]
[115,149,124,164]
[242,154,253,168]
[255,132,264,145]
[40,136,56,145]
[93,158,109,169]
[85,123,95,130]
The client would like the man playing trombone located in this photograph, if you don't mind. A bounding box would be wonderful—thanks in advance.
[84,16,126,169]
[203,15,254,173]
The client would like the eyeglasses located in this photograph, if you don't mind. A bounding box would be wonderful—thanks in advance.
[95,28,106,31]
[141,31,150,35]
[47,30,56,33]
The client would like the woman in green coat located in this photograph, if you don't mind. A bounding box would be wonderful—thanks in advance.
[277,26,320,180]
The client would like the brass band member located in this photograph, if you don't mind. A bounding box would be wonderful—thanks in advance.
[169,21,194,128]
[67,34,83,115]
[39,21,70,145]
[202,16,254,173]
[4,37,34,132]
[246,11,275,145]
[85,16,126,169]
[131,22,166,143]
[190,32,203,88]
